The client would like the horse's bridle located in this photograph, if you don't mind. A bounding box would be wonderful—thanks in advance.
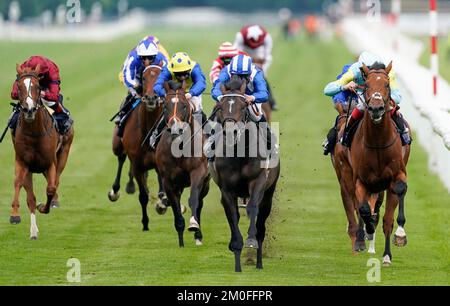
[165,90,193,127]
[361,70,391,107]
[219,94,250,126]
[17,73,42,111]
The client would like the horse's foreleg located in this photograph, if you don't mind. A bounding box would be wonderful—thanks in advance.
[392,174,408,248]
[134,168,149,231]
[10,160,27,224]
[187,167,208,245]
[165,180,185,247]
[221,190,242,272]
[382,191,398,266]
[154,171,169,215]
[37,163,57,214]
[23,172,38,239]
[355,179,375,235]
[108,153,126,202]
[255,184,276,269]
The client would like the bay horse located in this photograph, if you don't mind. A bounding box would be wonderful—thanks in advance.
[349,62,411,266]
[11,64,74,239]
[209,77,280,272]
[109,63,169,231]
[155,80,210,247]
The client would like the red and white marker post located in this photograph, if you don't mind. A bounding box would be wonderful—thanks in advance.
[430,0,439,96]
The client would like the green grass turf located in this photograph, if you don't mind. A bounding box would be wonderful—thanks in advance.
[419,35,450,83]
[0,27,448,285]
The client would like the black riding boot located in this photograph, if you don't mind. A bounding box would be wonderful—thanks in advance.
[323,126,337,155]
[392,112,411,146]
[115,94,134,124]
[8,106,20,137]
[50,98,73,135]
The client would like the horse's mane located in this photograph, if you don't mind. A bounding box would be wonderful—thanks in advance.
[167,80,182,91]
[368,62,386,70]
[225,75,245,92]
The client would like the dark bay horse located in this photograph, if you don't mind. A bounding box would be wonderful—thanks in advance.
[11,65,74,239]
[349,62,411,266]
[109,64,170,231]
[209,78,280,272]
[155,81,210,247]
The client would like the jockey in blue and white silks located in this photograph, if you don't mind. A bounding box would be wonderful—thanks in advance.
[211,54,269,122]
[122,38,168,98]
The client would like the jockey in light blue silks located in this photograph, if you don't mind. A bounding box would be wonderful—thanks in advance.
[115,37,168,136]
[204,54,270,157]
[323,51,411,152]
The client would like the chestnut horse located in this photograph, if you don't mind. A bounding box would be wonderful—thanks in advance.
[332,99,383,254]
[209,78,280,272]
[155,81,210,247]
[11,65,74,239]
[109,64,169,231]
[348,62,411,266]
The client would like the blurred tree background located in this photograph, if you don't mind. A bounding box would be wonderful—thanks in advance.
[0,0,337,19]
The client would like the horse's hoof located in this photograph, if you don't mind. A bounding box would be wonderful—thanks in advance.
[195,239,203,246]
[354,240,366,252]
[125,183,136,195]
[382,255,392,266]
[37,204,49,214]
[188,216,200,232]
[368,247,376,254]
[245,238,258,249]
[108,190,120,202]
[10,216,21,224]
[51,201,60,208]
[393,235,407,247]
[180,204,187,215]
[155,200,168,215]
[30,236,38,240]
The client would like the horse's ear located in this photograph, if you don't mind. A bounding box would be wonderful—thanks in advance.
[163,81,170,93]
[239,79,247,94]
[34,64,41,74]
[361,63,370,78]
[220,83,228,94]
[16,63,21,74]
[181,80,187,92]
[385,61,393,74]
[158,60,163,67]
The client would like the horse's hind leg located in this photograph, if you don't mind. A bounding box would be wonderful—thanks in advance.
[255,184,276,269]
[108,153,126,202]
[10,160,28,224]
[367,192,385,254]
[23,172,38,239]
[125,163,136,194]
[37,163,57,215]
[392,175,408,248]
[53,131,74,208]
[155,171,169,215]
[245,174,266,250]
[194,178,210,245]
[382,190,399,266]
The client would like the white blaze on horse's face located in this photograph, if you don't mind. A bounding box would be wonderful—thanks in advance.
[23,77,36,110]
[228,99,235,114]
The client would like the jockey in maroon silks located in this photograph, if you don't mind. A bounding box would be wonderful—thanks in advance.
[10,56,73,134]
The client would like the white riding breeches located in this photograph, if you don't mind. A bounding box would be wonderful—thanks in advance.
[248,102,263,122]
[190,95,203,113]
